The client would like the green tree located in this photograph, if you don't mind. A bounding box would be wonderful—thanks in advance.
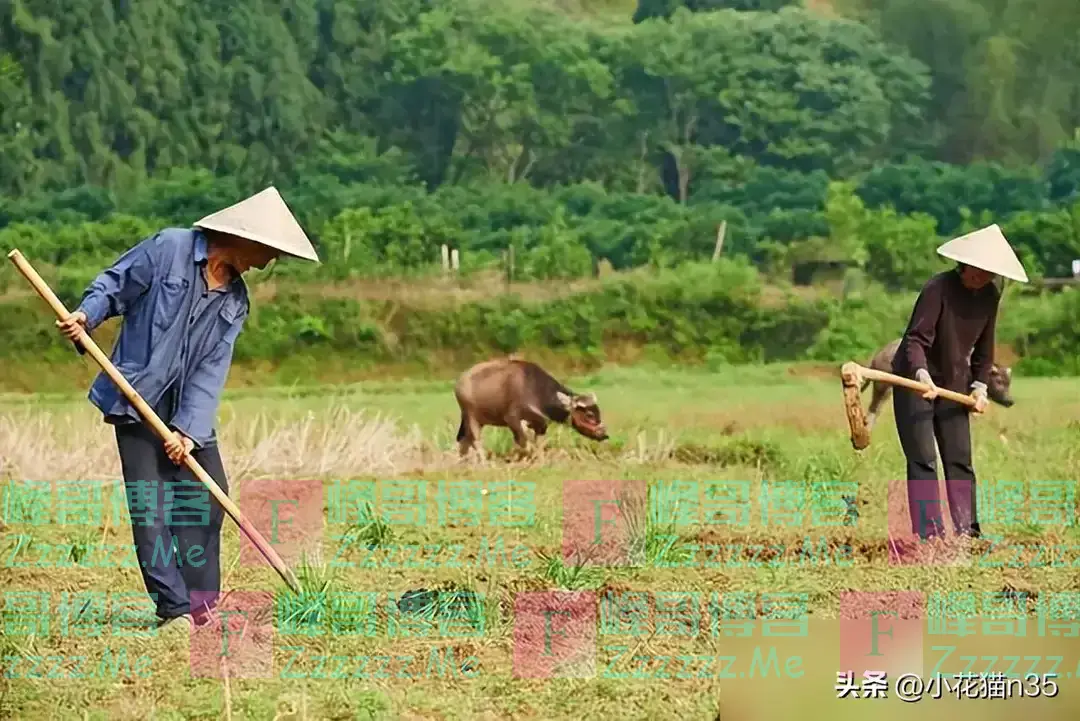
[385,2,616,187]
[845,0,1080,165]
[633,0,799,24]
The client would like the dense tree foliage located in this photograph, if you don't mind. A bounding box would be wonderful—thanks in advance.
[635,0,800,25]
[4,0,1080,374]
[0,0,941,195]
[840,0,1080,166]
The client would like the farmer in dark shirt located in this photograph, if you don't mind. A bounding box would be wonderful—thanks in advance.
[55,187,320,634]
[892,224,1028,540]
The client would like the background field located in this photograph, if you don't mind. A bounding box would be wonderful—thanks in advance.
[3,363,1079,720]
[6,0,1080,717]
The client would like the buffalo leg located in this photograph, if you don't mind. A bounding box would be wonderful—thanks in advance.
[867,381,892,431]
[526,417,548,454]
[509,417,530,449]
[504,415,536,460]
[457,412,482,457]
[521,406,549,445]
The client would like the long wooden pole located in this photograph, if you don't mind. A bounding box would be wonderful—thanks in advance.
[7,249,302,595]
[842,362,978,408]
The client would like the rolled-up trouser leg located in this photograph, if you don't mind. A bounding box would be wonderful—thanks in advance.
[892,386,945,539]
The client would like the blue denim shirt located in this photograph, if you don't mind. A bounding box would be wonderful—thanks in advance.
[75,228,249,448]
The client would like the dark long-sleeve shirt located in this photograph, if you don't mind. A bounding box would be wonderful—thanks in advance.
[892,268,1000,393]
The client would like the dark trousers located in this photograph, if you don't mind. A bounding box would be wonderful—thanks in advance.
[115,420,228,621]
[892,386,980,539]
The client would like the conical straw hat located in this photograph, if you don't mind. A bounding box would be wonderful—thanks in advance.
[194,187,320,263]
[936,224,1027,283]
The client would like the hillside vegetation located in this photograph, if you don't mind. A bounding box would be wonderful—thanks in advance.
[3,0,1080,386]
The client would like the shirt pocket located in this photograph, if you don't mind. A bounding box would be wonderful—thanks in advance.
[153,275,189,332]
[217,301,246,347]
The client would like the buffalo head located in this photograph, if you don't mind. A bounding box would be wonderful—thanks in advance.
[987,364,1014,407]
[556,391,608,441]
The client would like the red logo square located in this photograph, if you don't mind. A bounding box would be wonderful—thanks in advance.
[239,479,323,567]
[189,590,275,678]
[562,480,647,566]
[513,591,596,679]
[839,591,924,678]
[887,479,971,566]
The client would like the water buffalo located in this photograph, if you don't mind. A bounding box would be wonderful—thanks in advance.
[454,357,608,456]
[862,338,1014,430]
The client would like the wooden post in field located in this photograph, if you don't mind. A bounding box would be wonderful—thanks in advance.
[712,221,727,262]
[441,244,450,274]
[451,248,459,273]
[506,245,515,289]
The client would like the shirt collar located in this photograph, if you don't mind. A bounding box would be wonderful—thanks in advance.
[194,230,244,293]
[194,230,209,264]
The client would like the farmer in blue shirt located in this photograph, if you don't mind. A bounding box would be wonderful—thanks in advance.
[55,187,320,632]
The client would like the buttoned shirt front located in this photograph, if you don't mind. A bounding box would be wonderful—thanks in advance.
[75,228,249,448]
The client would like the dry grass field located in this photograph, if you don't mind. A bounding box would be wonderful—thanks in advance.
[2,363,1080,720]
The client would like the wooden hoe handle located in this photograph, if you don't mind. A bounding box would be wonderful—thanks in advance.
[7,249,302,595]
[841,362,978,408]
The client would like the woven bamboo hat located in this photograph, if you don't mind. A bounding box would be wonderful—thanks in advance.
[194,186,320,263]
[936,224,1027,283]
